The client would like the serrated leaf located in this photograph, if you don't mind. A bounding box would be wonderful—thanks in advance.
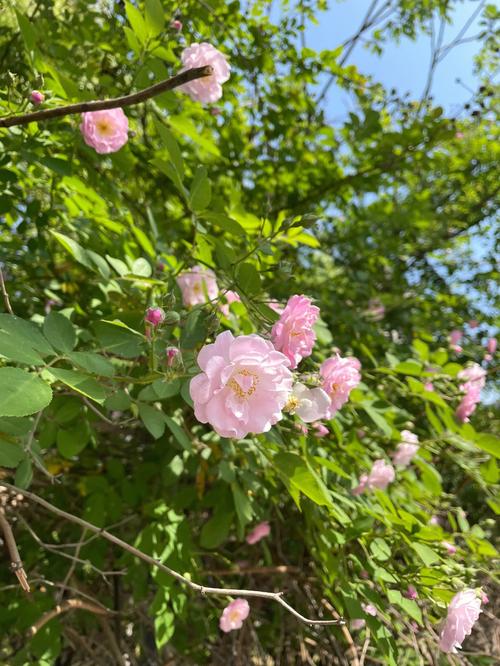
[43,312,76,353]
[48,368,105,404]
[0,368,52,417]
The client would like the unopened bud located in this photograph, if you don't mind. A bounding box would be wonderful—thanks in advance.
[145,307,165,327]
[163,310,181,326]
[30,90,45,105]
[170,19,182,31]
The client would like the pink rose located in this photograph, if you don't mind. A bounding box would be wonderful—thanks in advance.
[439,589,481,653]
[145,307,165,327]
[404,585,418,600]
[486,337,497,355]
[458,363,486,392]
[445,540,458,554]
[268,300,283,314]
[30,90,44,105]
[362,603,377,617]
[246,521,270,545]
[271,295,320,369]
[455,388,481,423]
[481,591,489,604]
[286,383,331,423]
[320,354,361,417]
[170,19,182,31]
[312,422,329,438]
[393,443,419,467]
[429,515,441,526]
[455,132,464,139]
[166,346,180,367]
[220,290,241,316]
[179,43,231,103]
[176,266,218,307]
[351,619,365,630]
[424,381,434,392]
[80,108,129,154]
[219,598,250,632]
[190,331,293,438]
[449,330,463,346]
[353,459,395,495]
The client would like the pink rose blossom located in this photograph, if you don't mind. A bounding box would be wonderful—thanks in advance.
[484,353,492,362]
[455,131,464,139]
[456,387,481,423]
[219,598,250,632]
[220,290,241,316]
[468,320,479,328]
[351,619,365,630]
[320,354,361,417]
[271,295,320,369]
[176,266,219,307]
[190,331,293,439]
[481,591,489,604]
[30,90,44,105]
[268,300,283,314]
[313,422,329,438]
[166,346,180,367]
[430,515,441,526]
[458,363,486,392]
[486,337,497,355]
[404,585,418,600]
[286,383,331,423]
[451,344,463,353]
[80,108,129,154]
[170,19,182,31]
[353,459,395,495]
[362,603,377,617]
[179,43,230,103]
[246,521,270,545]
[439,589,481,653]
[145,307,165,327]
[442,541,457,555]
[393,443,419,467]
[424,381,434,391]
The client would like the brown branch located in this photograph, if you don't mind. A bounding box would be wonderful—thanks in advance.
[0,511,30,592]
[4,482,344,627]
[29,598,110,636]
[0,66,213,129]
[0,268,13,315]
[203,565,300,576]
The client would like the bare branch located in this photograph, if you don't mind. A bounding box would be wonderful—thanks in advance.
[0,267,13,315]
[0,66,213,129]
[4,482,344,627]
[29,598,110,636]
[0,511,30,592]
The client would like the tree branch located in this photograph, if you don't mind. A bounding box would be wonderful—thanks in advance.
[29,598,110,636]
[0,66,213,129]
[4,482,344,627]
[0,511,30,592]
[0,267,13,315]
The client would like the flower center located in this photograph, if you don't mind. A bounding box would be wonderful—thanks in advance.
[228,369,259,399]
[96,120,114,136]
[284,396,300,413]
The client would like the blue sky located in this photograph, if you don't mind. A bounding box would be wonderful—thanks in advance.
[305,0,484,117]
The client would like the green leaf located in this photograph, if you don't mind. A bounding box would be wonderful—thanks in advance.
[189,167,212,212]
[0,439,26,467]
[131,258,152,277]
[50,230,92,268]
[43,312,76,353]
[0,314,54,356]
[57,424,90,458]
[154,119,184,177]
[0,330,44,365]
[274,452,330,506]
[474,433,500,459]
[236,262,261,296]
[95,321,144,358]
[362,403,392,437]
[231,482,253,530]
[152,378,181,399]
[139,404,166,439]
[15,10,37,51]
[370,538,391,561]
[394,360,422,376]
[15,458,33,489]
[180,308,208,349]
[411,542,440,566]
[0,368,52,417]
[131,225,155,258]
[200,507,233,549]
[145,0,165,36]
[125,2,148,44]
[164,416,191,450]
[67,352,115,377]
[202,212,245,236]
[48,368,105,404]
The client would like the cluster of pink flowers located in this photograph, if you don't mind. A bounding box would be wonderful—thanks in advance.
[352,459,395,495]
[271,295,319,368]
[179,42,231,103]
[439,589,482,653]
[176,266,219,307]
[455,363,486,423]
[320,355,361,418]
[189,331,293,439]
[392,430,419,467]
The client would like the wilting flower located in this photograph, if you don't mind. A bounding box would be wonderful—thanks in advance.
[166,346,180,367]
[176,266,218,307]
[362,603,377,616]
[405,585,418,600]
[285,383,331,423]
[190,331,293,438]
[220,290,241,316]
[145,307,165,327]
[439,589,482,653]
[170,18,182,30]
[179,43,231,103]
[271,295,319,369]
[246,521,270,545]
[312,422,329,438]
[442,541,457,555]
[392,430,419,467]
[320,354,361,417]
[353,459,395,495]
[219,598,250,633]
[30,90,44,105]
[80,108,129,154]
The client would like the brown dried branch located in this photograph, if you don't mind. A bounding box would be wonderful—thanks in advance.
[29,597,110,636]
[4,482,344,627]
[0,66,213,129]
[0,511,30,592]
